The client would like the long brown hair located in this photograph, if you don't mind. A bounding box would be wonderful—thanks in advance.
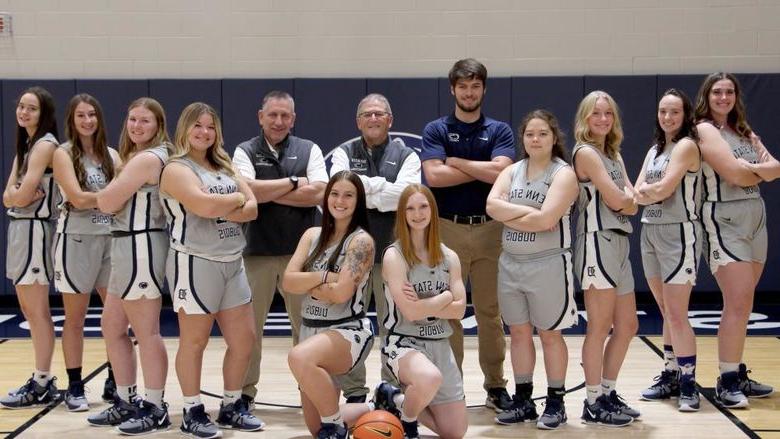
[15,86,58,179]
[171,102,235,177]
[694,72,752,138]
[394,184,444,267]
[303,171,370,272]
[653,88,699,152]
[117,97,170,163]
[64,94,115,189]
[574,91,624,160]
[517,109,569,163]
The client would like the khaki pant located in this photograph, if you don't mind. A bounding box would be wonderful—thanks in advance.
[242,254,303,398]
[440,219,507,391]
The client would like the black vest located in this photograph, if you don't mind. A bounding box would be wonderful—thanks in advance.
[238,132,316,256]
[339,137,413,262]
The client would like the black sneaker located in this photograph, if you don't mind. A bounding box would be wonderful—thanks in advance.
[537,397,567,430]
[216,398,265,431]
[678,380,701,412]
[240,394,255,412]
[116,400,171,435]
[581,395,633,427]
[495,395,538,425]
[607,390,640,418]
[0,375,59,409]
[317,422,348,439]
[716,372,748,408]
[640,369,680,400]
[372,381,401,417]
[180,404,221,438]
[64,381,89,412]
[87,396,140,426]
[737,363,774,398]
[102,377,117,403]
[401,420,419,439]
[486,387,513,412]
[346,394,367,403]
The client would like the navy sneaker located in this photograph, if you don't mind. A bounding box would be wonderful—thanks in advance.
[401,420,419,439]
[102,376,117,403]
[537,397,567,430]
[180,404,222,438]
[372,381,401,417]
[581,395,633,427]
[0,375,59,409]
[678,380,700,412]
[88,396,139,426]
[607,390,640,418]
[716,372,748,409]
[64,381,89,412]
[640,369,680,400]
[216,398,265,431]
[495,395,538,425]
[486,387,513,412]
[737,363,773,398]
[317,422,348,439]
[116,400,171,435]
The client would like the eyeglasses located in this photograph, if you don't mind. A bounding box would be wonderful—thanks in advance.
[358,111,389,119]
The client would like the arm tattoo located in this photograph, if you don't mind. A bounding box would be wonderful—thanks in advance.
[346,236,374,286]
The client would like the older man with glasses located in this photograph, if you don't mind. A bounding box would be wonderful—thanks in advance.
[329,93,421,402]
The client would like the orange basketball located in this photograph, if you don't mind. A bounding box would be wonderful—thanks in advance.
[352,410,403,439]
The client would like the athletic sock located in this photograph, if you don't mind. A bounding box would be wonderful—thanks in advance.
[719,362,739,375]
[223,389,241,406]
[117,384,137,403]
[678,355,697,383]
[321,411,343,425]
[33,370,52,387]
[515,382,533,400]
[183,395,202,412]
[66,367,82,385]
[664,344,679,372]
[145,388,164,407]
[601,378,617,394]
[586,385,601,405]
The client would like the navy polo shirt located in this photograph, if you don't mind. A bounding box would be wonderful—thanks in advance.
[420,114,515,217]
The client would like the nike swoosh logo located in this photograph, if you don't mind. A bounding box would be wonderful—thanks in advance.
[602,236,612,242]
[37,390,49,402]
[287,156,298,159]
[72,238,82,243]
[367,427,393,437]
[478,137,489,141]
[385,161,397,165]
[158,412,168,426]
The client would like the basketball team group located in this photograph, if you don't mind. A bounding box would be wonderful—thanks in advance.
[2,58,778,439]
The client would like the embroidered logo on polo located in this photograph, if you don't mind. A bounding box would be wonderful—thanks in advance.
[448,133,460,142]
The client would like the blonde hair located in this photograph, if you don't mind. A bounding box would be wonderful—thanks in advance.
[117,97,170,163]
[394,184,444,267]
[171,102,235,176]
[574,91,624,160]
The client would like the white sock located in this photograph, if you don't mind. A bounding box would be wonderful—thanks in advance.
[117,384,137,403]
[321,411,343,425]
[586,385,601,405]
[183,395,202,412]
[393,393,405,407]
[33,370,51,387]
[223,389,241,405]
[719,362,739,375]
[145,388,164,407]
[601,378,617,394]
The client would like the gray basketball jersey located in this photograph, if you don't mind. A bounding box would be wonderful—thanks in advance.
[162,156,246,263]
[383,241,453,339]
[112,145,169,232]
[702,126,761,202]
[7,132,60,220]
[56,143,115,234]
[301,227,367,323]
[573,143,633,235]
[641,140,702,224]
[501,158,572,257]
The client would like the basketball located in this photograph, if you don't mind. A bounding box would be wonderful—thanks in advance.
[352,410,404,439]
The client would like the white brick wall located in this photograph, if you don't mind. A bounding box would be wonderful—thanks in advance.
[0,1,778,78]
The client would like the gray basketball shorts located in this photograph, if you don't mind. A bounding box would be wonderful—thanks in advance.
[167,249,251,315]
[108,231,168,300]
[498,251,578,330]
[299,317,374,390]
[574,230,634,295]
[6,219,54,286]
[54,233,111,293]
[701,198,767,273]
[381,334,465,406]
[641,221,701,285]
